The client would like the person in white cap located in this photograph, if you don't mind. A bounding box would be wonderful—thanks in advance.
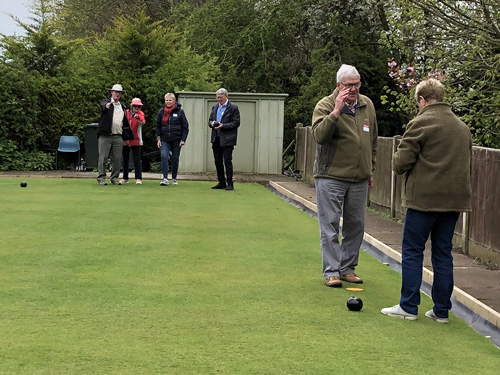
[97,84,134,185]
[120,98,146,185]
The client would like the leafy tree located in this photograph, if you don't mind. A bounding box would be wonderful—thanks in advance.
[182,0,397,143]
[0,0,80,154]
[381,0,500,147]
[57,0,209,39]
[0,61,41,151]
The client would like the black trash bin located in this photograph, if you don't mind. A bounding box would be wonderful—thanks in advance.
[84,123,99,170]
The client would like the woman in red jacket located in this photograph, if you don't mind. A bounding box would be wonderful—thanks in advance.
[120,98,146,184]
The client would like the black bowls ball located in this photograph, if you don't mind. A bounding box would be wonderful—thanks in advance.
[20,181,27,188]
[346,297,363,311]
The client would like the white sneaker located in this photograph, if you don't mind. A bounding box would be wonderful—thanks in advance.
[381,304,418,320]
[425,309,449,324]
[160,178,169,186]
[136,179,142,185]
[172,179,178,185]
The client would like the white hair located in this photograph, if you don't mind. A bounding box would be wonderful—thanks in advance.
[216,88,228,96]
[336,64,360,84]
[164,92,175,100]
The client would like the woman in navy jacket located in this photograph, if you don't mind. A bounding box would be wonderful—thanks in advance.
[156,93,189,186]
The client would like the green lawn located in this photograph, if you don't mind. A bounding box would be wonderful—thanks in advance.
[0,177,498,374]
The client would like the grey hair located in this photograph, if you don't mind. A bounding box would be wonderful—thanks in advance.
[216,88,228,96]
[415,78,444,103]
[336,64,360,84]
[164,92,176,100]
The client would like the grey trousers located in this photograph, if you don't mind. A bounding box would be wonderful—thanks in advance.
[315,178,368,279]
[97,134,123,183]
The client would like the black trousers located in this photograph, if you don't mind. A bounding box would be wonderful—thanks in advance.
[212,137,234,185]
[122,145,142,180]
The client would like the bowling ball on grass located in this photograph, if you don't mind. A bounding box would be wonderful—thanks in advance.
[347,297,363,311]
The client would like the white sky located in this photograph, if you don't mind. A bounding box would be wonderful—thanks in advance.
[0,0,33,36]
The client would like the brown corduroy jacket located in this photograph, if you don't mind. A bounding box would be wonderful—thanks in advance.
[393,102,472,212]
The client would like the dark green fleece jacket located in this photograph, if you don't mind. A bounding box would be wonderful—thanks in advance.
[393,102,472,212]
[311,90,378,182]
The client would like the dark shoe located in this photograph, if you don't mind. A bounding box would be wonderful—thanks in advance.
[325,276,342,288]
[211,183,226,189]
[340,273,363,284]
[98,181,108,186]
[111,180,122,185]
[225,185,234,191]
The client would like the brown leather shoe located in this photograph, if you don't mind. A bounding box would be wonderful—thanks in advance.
[340,273,363,284]
[325,276,342,288]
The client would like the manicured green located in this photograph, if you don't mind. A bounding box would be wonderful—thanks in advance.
[0,177,498,374]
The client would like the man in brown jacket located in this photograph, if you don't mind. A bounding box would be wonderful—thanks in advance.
[381,78,472,323]
[312,64,378,288]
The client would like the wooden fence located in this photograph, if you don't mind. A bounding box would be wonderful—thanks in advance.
[295,125,500,267]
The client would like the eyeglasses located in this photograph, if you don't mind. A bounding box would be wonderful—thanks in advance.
[341,82,361,89]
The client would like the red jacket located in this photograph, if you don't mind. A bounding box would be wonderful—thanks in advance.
[125,109,146,146]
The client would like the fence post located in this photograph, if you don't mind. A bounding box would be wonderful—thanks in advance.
[303,126,309,182]
[295,123,303,162]
[462,212,470,255]
[390,136,400,219]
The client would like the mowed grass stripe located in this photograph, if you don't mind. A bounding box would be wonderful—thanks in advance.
[0,178,498,374]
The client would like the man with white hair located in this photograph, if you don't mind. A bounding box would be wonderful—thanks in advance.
[311,64,378,288]
[208,88,240,191]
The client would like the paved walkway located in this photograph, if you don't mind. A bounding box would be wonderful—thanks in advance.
[3,170,500,334]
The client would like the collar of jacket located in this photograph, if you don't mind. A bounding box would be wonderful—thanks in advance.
[163,103,181,113]
[417,102,450,116]
[107,98,126,109]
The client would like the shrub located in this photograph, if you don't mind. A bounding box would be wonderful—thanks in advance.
[0,139,54,171]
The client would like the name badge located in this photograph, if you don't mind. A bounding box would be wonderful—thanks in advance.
[363,124,370,132]
[173,114,178,117]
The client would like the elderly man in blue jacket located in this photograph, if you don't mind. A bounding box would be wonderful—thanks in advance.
[208,88,241,191]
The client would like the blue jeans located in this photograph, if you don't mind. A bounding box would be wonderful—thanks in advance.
[400,209,460,318]
[160,140,181,179]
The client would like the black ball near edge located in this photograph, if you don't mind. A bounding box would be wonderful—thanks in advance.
[20,181,27,188]
[346,297,363,311]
